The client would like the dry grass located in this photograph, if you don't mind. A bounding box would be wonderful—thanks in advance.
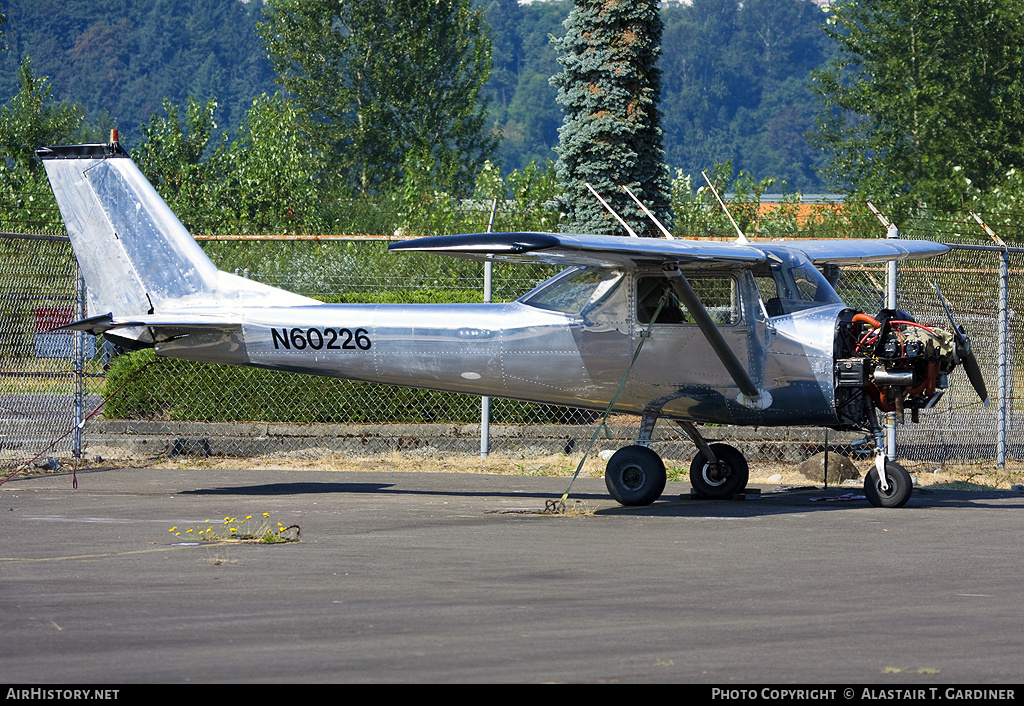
[13,446,1020,493]
[140,450,1024,491]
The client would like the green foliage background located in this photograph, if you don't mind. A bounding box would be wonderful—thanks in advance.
[812,0,1024,220]
[0,0,836,192]
[259,0,497,197]
[4,0,1024,426]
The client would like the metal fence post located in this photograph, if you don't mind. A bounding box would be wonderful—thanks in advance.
[998,247,1009,468]
[480,258,492,458]
[480,198,497,458]
[73,268,85,459]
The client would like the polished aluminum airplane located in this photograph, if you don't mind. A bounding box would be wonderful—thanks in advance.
[37,138,987,509]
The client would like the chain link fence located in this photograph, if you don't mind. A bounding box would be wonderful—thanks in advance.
[0,233,102,465]
[1,231,1019,472]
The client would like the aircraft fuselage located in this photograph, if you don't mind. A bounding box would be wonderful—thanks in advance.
[151,263,844,428]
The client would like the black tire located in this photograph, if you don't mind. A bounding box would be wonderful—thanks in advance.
[689,443,749,499]
[605,445,666,506]
[864,460,913,508]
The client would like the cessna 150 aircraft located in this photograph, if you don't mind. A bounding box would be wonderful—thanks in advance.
[36,139,988,509]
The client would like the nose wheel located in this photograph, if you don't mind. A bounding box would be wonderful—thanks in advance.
[864,460,913,508]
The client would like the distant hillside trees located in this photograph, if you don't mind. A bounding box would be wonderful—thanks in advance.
[483,0,836,192]
[483,0,564,174]
[551,0,670,236]
[0,0,275,147]
[658,0,834,192]
[0,0,840,192]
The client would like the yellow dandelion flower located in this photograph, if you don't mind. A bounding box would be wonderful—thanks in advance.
[186,529,193,534]
[263,513,269,518]
[169,527,177,532]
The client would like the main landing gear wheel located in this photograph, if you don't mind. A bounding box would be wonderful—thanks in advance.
[605,445,666,506]
[864,460,913,508]
[689,443,749,499]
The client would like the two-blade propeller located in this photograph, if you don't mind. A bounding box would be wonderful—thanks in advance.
[933,283,989,407]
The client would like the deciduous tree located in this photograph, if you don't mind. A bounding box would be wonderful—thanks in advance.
[259,0,497,196]
[0,56,82,173]
[812,0,1024,218]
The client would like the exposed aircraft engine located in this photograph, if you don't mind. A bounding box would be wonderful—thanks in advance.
[835,309,958,428]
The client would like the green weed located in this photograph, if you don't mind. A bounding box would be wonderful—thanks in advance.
[169,512,300,544]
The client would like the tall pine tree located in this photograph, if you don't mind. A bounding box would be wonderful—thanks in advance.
[551,0,670,236]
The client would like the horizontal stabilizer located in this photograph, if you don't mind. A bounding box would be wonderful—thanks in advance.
[49,313,115,335]
[50,311,241,346]
[102,314,240,331]
[55,313,239,331]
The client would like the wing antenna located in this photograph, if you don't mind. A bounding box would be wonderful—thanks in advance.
[969,210,1006,247]
[585,183,639,238]
[620,185,673,239]
[865,200,901,241]
[701,171,748,244]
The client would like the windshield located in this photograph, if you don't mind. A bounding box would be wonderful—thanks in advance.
[521,267,623,314]
[754,248,843,317]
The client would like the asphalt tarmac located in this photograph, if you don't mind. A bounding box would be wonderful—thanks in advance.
[1,465,1022,684]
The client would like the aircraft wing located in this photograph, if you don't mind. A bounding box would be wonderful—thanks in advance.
[766,239,950,265]
[389,232,949,269]
[388,232,766,269]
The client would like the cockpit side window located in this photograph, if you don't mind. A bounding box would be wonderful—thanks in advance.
[636,275,740,325]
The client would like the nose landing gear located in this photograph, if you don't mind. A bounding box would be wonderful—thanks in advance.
[864,459,913,508]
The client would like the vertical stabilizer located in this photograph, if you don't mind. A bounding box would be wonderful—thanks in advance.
[37,141,318,348]
[37,142,222,319]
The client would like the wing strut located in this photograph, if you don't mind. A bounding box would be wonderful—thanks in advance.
[662,266,771,410]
